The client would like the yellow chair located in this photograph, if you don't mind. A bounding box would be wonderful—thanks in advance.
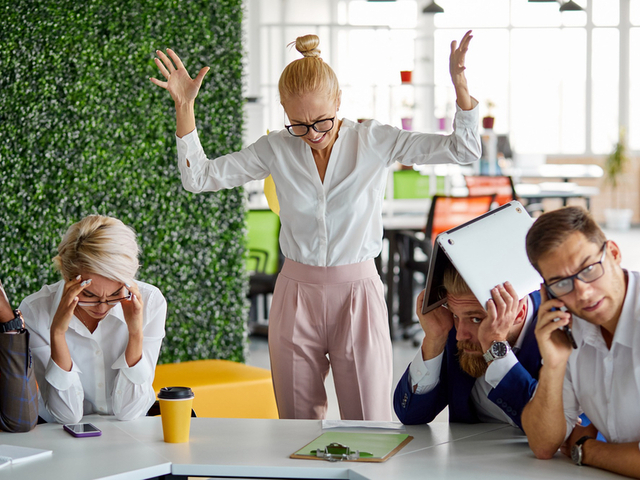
[153,359,278,419]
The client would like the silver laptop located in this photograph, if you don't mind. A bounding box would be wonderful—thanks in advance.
[421,200,542,314]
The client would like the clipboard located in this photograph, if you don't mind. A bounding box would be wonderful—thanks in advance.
[291,432,413,463]
[421,200,542,314]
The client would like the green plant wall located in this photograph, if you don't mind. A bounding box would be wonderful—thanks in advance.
[0,0,248,363]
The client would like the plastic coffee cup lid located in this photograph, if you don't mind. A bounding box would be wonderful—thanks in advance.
[158,386,194,399]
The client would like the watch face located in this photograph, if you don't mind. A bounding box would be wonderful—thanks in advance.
[491,342,508,357]
[571,445,581,465]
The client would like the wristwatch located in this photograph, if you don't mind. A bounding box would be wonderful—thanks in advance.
[571,435,593,466]
[482,340,511,363]
[0,309,26,333]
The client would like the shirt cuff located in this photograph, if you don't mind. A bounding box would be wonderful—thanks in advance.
[454,100,480,128]
[111,352,152,385]
[409,349,443,395]
[45,357,82,391]
[176,128,203,166]
[484,350,519,388]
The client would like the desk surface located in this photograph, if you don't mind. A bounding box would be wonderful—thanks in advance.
[0,416,625,480]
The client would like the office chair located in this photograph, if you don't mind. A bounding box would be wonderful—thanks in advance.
[465,175,544,215]
[246,210,282,336]
[395,194,495,345]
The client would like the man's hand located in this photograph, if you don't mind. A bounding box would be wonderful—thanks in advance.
[416,289,454,360]
[535,284,574,370]
[479,282,520,352]
[0,279,15,322]
[561,422,599,458]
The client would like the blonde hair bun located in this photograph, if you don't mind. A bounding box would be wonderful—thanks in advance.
[279,34,339,103]
[294,34,321,58]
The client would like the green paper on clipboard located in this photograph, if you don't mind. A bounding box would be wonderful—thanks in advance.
[290,432,413,463]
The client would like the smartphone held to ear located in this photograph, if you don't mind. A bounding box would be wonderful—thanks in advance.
[545,287,578,350]
[63,423,102,437]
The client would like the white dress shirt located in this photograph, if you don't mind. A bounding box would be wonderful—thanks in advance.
[176,104,480,267]
[20,280,166,424]
[562,270,640,447]
[409,296,534,427]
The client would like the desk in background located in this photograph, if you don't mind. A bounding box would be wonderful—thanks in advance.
[515,182,600,210]
[0,416,622,480]
[382,200,429,338]
[505,163,604,183]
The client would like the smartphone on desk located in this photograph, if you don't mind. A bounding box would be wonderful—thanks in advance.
[63,423,102,438]
[544,286,578,349]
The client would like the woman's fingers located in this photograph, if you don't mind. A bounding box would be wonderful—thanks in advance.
[156,49,176,73]
[154,56,171,80]
[149,76,168,89]
[166,48,185,70]
[194,66,210,89]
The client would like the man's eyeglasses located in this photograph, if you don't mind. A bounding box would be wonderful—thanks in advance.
[545,241,608,297]
[77,292,132,307]
[285,117,335,137]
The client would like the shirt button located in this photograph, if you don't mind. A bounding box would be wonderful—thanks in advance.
[98,383,104,388]
[95,350,101,356]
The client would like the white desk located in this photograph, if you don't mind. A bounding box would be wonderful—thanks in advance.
[0,416,624,480]
[505,164,604,183]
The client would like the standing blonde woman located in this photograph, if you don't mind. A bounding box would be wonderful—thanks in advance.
[151,32,480,420]
[20,215,167,424]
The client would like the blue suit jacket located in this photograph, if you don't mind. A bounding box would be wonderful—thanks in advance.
[394,291,541,430]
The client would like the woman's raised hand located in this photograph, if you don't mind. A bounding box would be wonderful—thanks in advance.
[150,49,210,107]
[449,30,475,111]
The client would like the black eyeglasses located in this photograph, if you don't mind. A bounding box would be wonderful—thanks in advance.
[545,241,608,297]
[77,292,132,307]
[285,117,335,137]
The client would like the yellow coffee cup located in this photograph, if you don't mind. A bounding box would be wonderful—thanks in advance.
[158,386,195,443]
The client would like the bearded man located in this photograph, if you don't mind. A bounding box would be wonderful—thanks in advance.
[394,266,541,429]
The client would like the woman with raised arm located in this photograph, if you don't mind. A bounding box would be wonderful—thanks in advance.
[150,32,480,420]
[20,215,167,424]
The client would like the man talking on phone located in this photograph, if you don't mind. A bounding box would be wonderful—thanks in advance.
[394,265,542,429]
[522,206,640,477]
[0,278,38,432]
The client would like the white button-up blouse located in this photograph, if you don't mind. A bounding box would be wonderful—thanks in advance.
[21,280,166,424]
[177,104,481,267]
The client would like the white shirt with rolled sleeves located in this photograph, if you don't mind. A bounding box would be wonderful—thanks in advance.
[20,280,166,424]
[562,270,640,449]
[409,296,534,427]
[176,104,481,267]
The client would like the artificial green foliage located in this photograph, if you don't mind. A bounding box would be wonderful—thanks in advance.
[0,0,248,363]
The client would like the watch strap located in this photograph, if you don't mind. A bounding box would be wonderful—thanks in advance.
[0,309,25,333]
[572,435,594,466]
[575,435,593,446]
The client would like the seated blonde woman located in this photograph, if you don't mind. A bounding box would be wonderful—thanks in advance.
[20,215,166,424]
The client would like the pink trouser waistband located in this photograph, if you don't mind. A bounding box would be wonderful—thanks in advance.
[280,259,379,285]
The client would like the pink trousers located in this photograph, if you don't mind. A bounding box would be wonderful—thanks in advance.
[268,259,393,420]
